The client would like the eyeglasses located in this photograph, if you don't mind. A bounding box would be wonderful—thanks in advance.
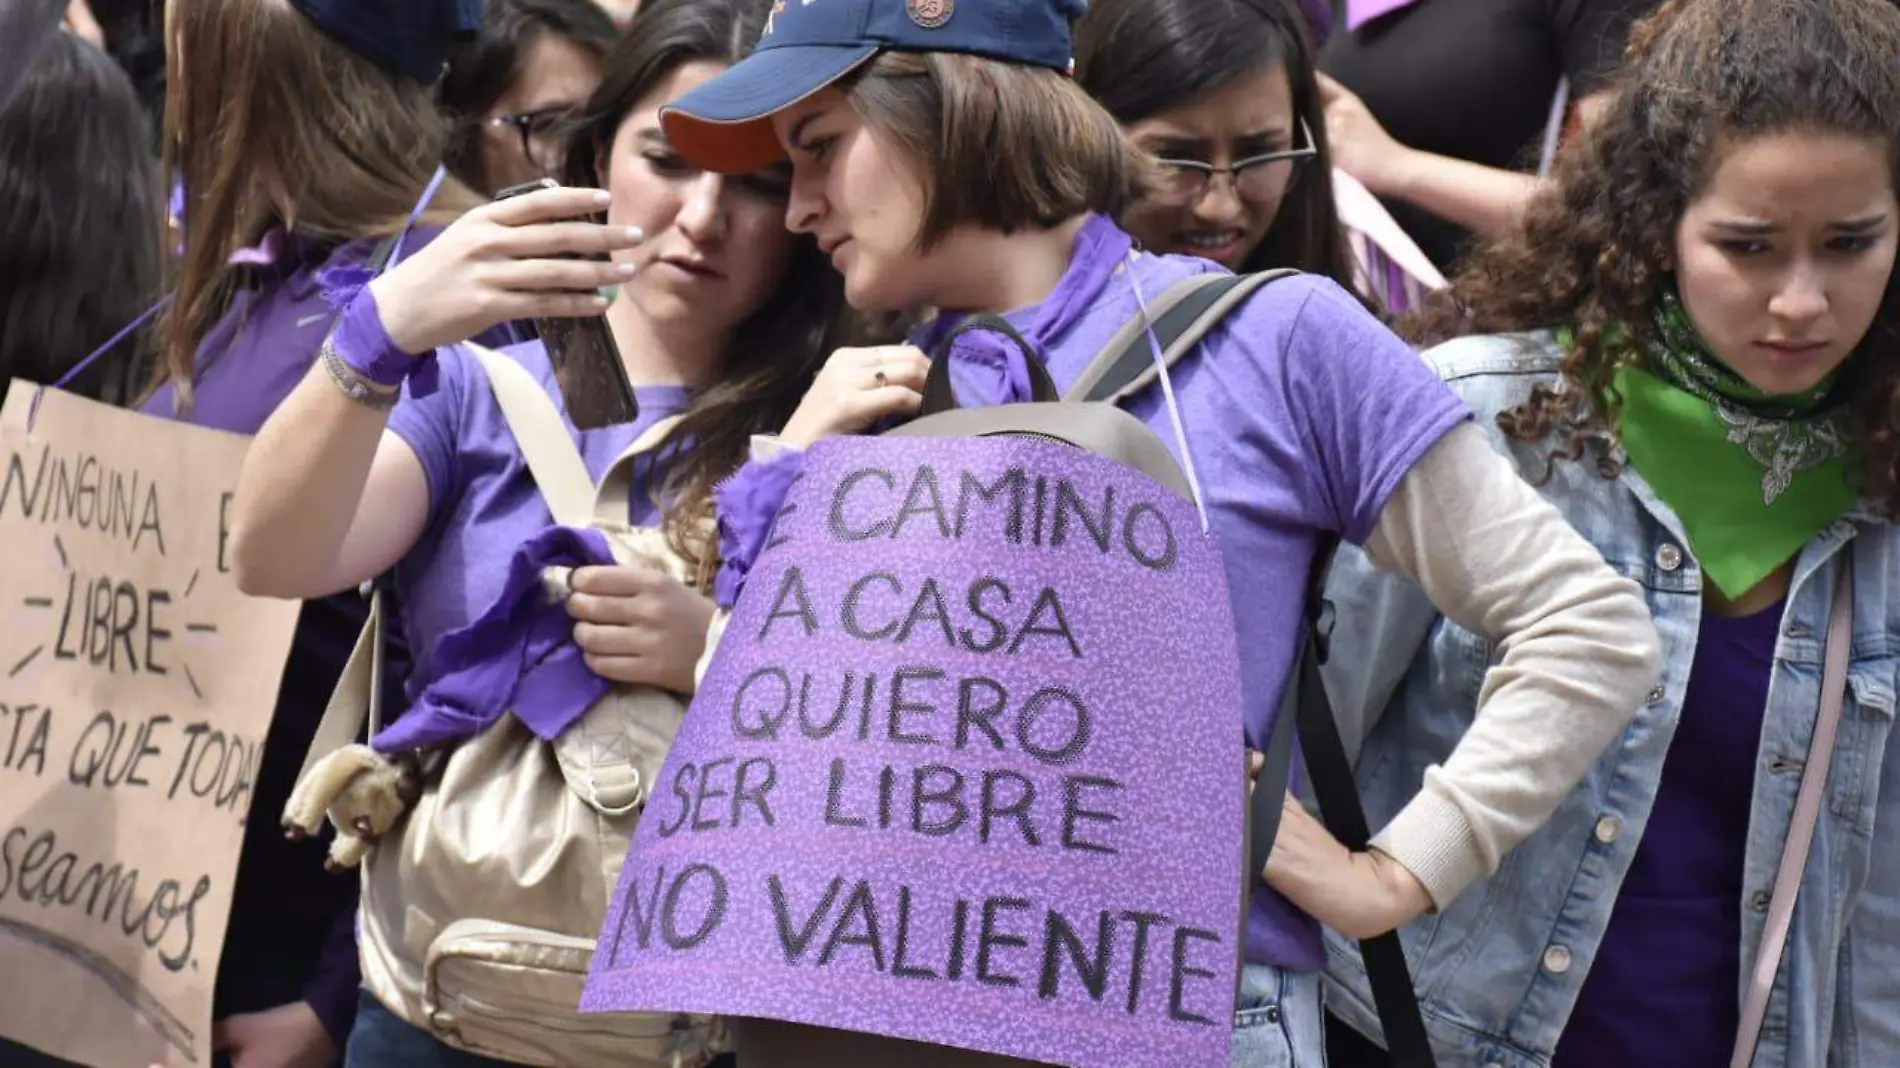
[488,105,578,176]
[1148,120,1318,206]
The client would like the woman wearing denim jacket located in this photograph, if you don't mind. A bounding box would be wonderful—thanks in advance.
[1319,2,1900,1065]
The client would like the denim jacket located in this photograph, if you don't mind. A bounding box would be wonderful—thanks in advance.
[1317,332,1900,1067]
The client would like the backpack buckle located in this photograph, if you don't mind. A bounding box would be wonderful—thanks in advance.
[1309,598,1337,665]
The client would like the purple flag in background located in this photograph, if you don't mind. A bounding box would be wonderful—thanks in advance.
[1296,0,1336,44]
[1345,0,1422,31]
[583,434,1248,1068]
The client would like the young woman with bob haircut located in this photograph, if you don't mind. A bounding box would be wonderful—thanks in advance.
[636,0,1665,1063]
[229,0,848,1063]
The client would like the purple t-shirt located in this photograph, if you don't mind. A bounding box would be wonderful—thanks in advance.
[144,234,366,428]
[140,233,388,1045]
[1554,602,1782,1065]
[386,339,693,699]
[927,216,1471,968]
[137,229,535,1043]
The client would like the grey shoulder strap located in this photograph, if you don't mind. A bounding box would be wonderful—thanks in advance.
[1064,268,1299,404]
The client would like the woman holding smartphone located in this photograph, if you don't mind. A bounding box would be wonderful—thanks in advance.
[228,0,856,1062]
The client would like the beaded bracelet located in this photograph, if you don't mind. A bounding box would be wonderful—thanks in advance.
[321,338,402,411]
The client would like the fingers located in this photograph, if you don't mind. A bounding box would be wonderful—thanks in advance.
[498,221,646,260]
[574,619,649,657]
[845,346,930,376]
[490,290,612,322]
[830,345,929,374]
[484,257,636,293]
[1281,791,1314,823]
[583,653,667,686]
[485,185,613,227]
[1316,71,1347,103]
[845,384,925,427]
[824,346,929,419]
[570,563,664,597]
[861,354,929,391]
[783,345,933,448]
[569,590,649,628]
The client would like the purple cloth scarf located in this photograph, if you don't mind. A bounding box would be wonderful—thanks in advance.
[372,525,616,752]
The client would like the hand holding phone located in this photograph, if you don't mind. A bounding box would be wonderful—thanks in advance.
[363,181,642,422]
[493,179,641,430]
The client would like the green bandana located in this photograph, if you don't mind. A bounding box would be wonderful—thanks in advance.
[1606,291,1857,597]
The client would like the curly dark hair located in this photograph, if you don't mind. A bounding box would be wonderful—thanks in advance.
[1402,0,1900,510]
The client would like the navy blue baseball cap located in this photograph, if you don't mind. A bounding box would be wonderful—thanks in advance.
[289,0,484,85]
[662,0,1087,173]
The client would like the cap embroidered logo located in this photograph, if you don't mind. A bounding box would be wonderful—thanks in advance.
[907,0,953,29]
[765,0,786,36]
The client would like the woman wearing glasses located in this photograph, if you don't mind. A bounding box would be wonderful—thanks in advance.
[441,0,620,195]
[1075,0,1359,298]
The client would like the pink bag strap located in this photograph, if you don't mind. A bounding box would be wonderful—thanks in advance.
[1730,554,1855,1067]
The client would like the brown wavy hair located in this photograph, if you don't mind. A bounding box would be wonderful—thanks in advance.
[160,0,481,412]
[561,0,854,586]
[843,51,1151,252]
[1402,0,1900,510]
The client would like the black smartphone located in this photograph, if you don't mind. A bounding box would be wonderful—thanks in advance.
[494,178,639,430]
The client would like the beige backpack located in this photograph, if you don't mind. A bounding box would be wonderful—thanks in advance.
[284,344,724,1068]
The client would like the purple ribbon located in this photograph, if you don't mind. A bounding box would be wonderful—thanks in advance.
[1344,0,1420,31]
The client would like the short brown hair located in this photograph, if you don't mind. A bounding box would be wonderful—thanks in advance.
[844,52,1148,250]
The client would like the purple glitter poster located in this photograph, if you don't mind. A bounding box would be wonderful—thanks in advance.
[583,434,1247,1067]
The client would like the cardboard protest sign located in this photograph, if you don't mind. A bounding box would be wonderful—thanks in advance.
[584,434,1247,1068]
[0,383,299,1068]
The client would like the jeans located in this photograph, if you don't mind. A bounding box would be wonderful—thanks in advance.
[343,993,520,1068]
[1230,965,1327,1068]
[343,993,738,1068]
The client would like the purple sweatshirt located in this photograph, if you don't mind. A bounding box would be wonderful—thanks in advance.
[721,216,1469,970]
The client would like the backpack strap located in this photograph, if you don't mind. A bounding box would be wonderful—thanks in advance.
[1731,556,1854,1068]
[1076,266,1435,1065]
[592,413,688,527]
[921,314,1061,414]
[1276,534,1437,1068]
[1065,268,1302,404]
[467,343,596,529]
[364,232,403,274]
[295,412,686,787]
[294,586,389,785]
